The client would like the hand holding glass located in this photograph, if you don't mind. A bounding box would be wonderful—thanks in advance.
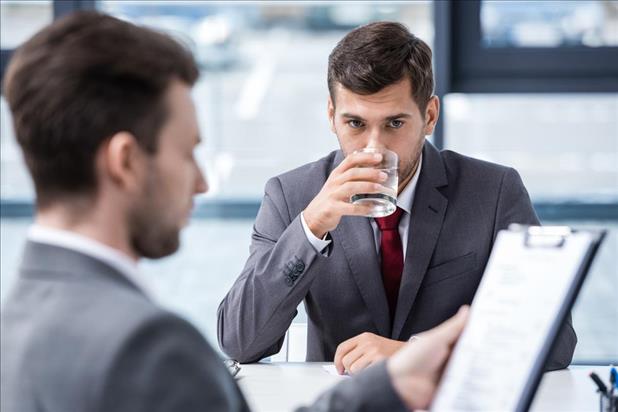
[350,148,398,217]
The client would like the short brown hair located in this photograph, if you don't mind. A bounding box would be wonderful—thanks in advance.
[327,21,434,112]
[3,11,199,208]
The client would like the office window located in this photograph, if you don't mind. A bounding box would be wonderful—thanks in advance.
[438,0,618,93]
[96,1,433,199]
[444,93,618,363]
[0,0,53,79]
[444,94,617,200]
[1,0,53,49]
[481,0,618,48]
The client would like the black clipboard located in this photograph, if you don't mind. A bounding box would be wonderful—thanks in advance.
[517,225,606,412]
[431,225,607,412]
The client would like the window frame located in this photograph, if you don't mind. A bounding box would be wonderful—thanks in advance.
[435,0,618,96]
[432,0,618,223]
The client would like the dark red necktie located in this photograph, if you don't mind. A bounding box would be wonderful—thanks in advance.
[375,207,405,321]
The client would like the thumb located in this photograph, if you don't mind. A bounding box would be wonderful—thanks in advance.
[428,305,469,345]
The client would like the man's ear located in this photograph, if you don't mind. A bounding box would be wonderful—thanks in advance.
[99,131,145,191]
[423,96,440,136]
[327,96,336,134]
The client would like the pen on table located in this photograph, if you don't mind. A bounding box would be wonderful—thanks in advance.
[589,372,608,395]
[610,366,617,394]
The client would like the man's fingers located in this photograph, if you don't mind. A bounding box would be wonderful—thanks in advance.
[341,345,366,374]
[335,151,383,175]
[429,305,469,345]
[334,337,359,374]
[348,353,375,375]
[336,167,387,185]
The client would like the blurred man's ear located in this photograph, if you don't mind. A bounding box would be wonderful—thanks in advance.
[423,96,440,136]
[101,131,146,192]
[327,96,336,134]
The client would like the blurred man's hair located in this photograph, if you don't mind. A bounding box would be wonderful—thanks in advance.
[3,11,199,208]
[327,21,434,113]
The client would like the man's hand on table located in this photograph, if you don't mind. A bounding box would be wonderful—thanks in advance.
[334,332,406,375]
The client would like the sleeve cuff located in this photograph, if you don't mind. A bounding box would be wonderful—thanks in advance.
[347,361,408,412]
[300,212,332,254]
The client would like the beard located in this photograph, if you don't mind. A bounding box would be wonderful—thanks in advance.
[398,144,422,188]
[128,167,181,259]
[129,208,180,259]
[395,134,425,191]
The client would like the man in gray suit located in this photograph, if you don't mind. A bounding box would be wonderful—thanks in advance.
[1,12,470,412]
[217,22,577,373]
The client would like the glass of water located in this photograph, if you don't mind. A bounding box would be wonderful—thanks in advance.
[350,147,398,217]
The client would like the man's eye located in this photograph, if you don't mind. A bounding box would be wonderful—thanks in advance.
[388,119,404,129]
[347,120,364,129]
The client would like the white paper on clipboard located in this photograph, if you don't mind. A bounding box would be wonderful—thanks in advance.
[431,226,602,412]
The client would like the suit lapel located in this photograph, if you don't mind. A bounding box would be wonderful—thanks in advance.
[330,150,391,337]
[391,141,448,339]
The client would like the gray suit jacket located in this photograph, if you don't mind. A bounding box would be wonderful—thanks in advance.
[217,141,577,370]
[1,241,407,412]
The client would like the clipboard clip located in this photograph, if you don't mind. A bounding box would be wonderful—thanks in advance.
[509,224,572,248]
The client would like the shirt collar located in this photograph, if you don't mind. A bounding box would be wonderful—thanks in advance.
[27,225,154,299]
[397,152,423,215]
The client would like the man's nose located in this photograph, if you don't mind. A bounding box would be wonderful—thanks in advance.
[365,128,386,150]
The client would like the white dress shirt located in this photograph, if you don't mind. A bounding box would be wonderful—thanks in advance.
[27,225,154,299]
[301,153,423,259]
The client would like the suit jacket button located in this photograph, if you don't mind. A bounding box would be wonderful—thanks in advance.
[294,262,305,272]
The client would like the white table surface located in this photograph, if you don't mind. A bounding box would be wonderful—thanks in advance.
[236,362,610,412]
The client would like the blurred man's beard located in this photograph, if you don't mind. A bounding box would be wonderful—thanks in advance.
[128,169,181,259]
[129,209,180,259]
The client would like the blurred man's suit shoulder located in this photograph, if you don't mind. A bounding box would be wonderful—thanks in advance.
[1,241,249,412]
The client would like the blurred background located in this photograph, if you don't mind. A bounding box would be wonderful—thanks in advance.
[1,1,616,364]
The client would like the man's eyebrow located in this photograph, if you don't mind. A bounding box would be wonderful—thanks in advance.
[340,113,412,121]
[340,113,366,121]
[385,113,412,121]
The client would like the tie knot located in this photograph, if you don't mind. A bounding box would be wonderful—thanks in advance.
[375,207,405,231]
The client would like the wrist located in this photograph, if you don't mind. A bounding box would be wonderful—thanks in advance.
[387,360,431,411]
[394,339,407,352]
[303,209,327,239]
[393,376,432,411]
